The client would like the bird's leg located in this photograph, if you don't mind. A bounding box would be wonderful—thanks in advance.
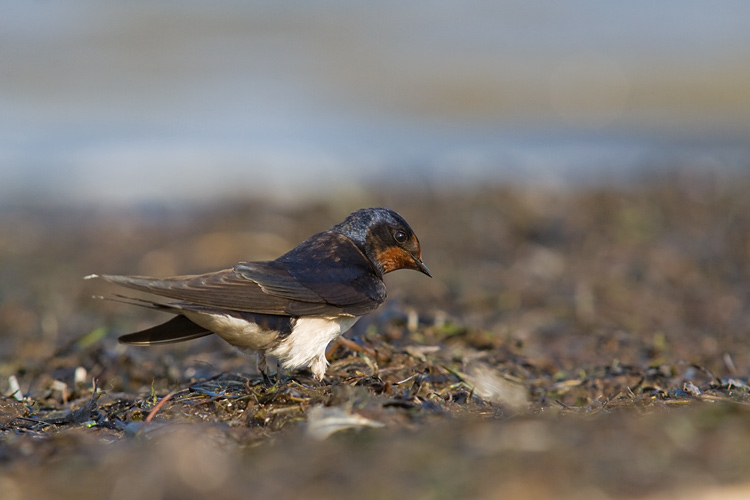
[273,358,284,385]
[257,352,272,387]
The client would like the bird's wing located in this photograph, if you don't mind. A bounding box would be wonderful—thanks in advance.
[92,267,332,316]
[272,231,387,315]
[92,233,385,316]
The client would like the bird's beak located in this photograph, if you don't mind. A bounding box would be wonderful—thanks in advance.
[414,257,432,277]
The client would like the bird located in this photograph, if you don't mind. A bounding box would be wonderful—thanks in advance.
[85,207,431,383]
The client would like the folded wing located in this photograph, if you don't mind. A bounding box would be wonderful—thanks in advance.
[93,233,386,317]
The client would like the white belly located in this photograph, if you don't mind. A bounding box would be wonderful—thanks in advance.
[269,316,359,379]
[182,310,280,350]
[183,310,359,380]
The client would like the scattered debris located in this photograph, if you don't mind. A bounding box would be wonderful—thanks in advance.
[6,376,22,401]
[306,405,384,440]
[3,178,750,499]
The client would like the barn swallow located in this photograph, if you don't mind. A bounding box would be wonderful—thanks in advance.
[86,207,430,382]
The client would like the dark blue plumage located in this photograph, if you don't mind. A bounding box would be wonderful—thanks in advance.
[87,207,430,381]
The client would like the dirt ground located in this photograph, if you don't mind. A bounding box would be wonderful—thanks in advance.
[2,170,750,500]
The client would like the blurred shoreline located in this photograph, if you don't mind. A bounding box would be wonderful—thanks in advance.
[3,141,748,208]
[3,2,750,206]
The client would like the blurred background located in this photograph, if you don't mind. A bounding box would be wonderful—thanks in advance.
[5,4,750,500]
[2,0,750,206]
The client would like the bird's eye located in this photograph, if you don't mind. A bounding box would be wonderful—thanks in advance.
[393,231,407,243]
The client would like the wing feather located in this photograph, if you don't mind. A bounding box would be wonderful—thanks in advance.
[94,269,328,315]
[93,231,386,317]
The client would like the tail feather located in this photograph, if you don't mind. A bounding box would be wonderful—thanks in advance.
[95,293,182,313]
[118,315,213,345]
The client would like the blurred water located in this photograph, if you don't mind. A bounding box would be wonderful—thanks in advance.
[2,1,750,205]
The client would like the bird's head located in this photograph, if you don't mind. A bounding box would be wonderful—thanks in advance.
[333,208,431,277]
